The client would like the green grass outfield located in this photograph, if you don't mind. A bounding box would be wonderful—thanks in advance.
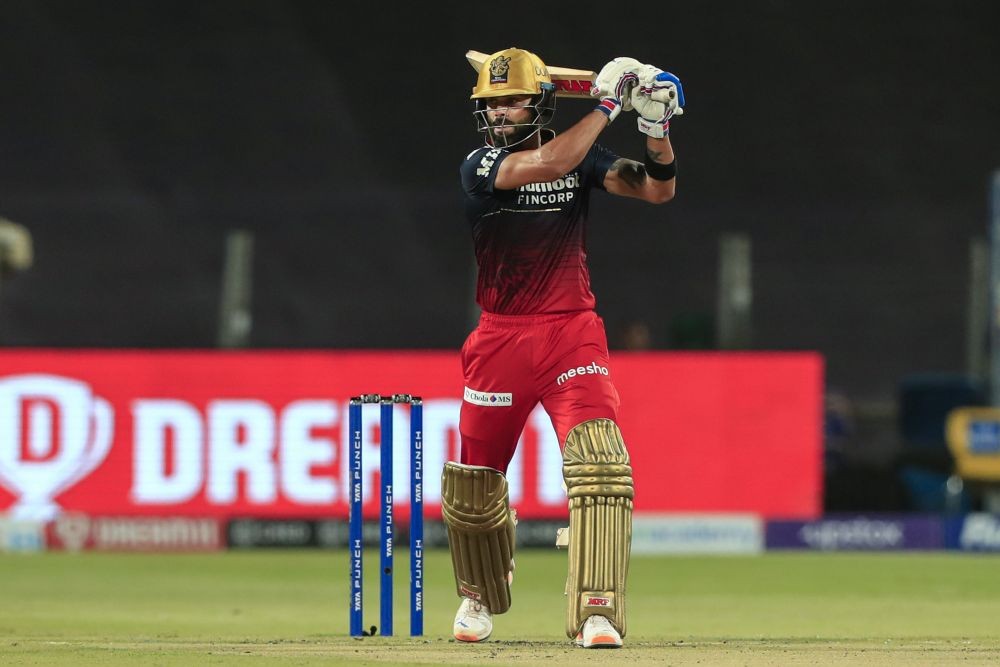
[2,549,999,665]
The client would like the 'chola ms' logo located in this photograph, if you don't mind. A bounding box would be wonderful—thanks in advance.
[489,55,511,84]
[0,374,114,520]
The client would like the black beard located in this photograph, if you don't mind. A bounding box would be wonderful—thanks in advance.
[488,123,534,148]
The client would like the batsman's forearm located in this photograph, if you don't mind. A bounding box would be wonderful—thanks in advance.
[532,110,610,176]
[643,135,676,202]
[646,135,674,165]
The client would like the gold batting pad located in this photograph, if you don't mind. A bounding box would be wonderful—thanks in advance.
[441,462,517,614]
[562,419,634,638]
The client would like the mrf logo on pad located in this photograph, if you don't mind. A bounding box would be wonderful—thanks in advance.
[586,596,611,607]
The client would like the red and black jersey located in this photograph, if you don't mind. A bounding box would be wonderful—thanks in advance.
[459,141,619,315]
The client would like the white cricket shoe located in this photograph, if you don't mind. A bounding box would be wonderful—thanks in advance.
[453,598,493,642]
[575,615,623,648]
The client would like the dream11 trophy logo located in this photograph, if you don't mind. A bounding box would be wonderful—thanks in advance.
[0,374,113,520]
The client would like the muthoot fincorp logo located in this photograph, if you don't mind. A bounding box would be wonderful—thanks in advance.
[516,172,580,206]
[555,361,609,386]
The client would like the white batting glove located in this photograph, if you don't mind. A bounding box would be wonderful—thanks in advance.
[631,88,671,138]
[590,57,642,122]
[636,65,685,117]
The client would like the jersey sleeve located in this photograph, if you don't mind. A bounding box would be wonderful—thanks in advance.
[460,146,511,196]
[583,143,620,191]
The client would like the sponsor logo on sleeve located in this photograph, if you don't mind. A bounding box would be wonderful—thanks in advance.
[475,148,502,177]
[463,387,512,407]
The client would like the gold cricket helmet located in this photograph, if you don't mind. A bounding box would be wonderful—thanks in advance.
[471,47,553,99]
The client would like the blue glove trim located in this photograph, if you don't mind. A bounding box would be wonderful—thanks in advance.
[654,72,686,108]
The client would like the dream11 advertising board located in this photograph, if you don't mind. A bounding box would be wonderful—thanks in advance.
[0,350,823,522]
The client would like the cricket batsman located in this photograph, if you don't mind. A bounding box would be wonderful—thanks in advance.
[441,47,684,648]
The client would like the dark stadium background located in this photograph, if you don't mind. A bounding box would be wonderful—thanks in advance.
[1,0,999,510]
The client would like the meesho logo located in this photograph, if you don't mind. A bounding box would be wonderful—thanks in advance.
[556,361,609,386]
[0,375,114,520]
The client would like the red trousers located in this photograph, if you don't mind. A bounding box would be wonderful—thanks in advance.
[459,310,621,472]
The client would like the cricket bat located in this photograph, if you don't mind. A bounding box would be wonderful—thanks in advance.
[465,50,596,99]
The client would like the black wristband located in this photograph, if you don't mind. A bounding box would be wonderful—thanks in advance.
[644,154,676,181]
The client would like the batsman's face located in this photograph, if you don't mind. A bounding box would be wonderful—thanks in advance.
[485,95,534,137]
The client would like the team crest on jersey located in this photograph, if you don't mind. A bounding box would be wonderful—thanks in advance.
[489,55,511,84]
